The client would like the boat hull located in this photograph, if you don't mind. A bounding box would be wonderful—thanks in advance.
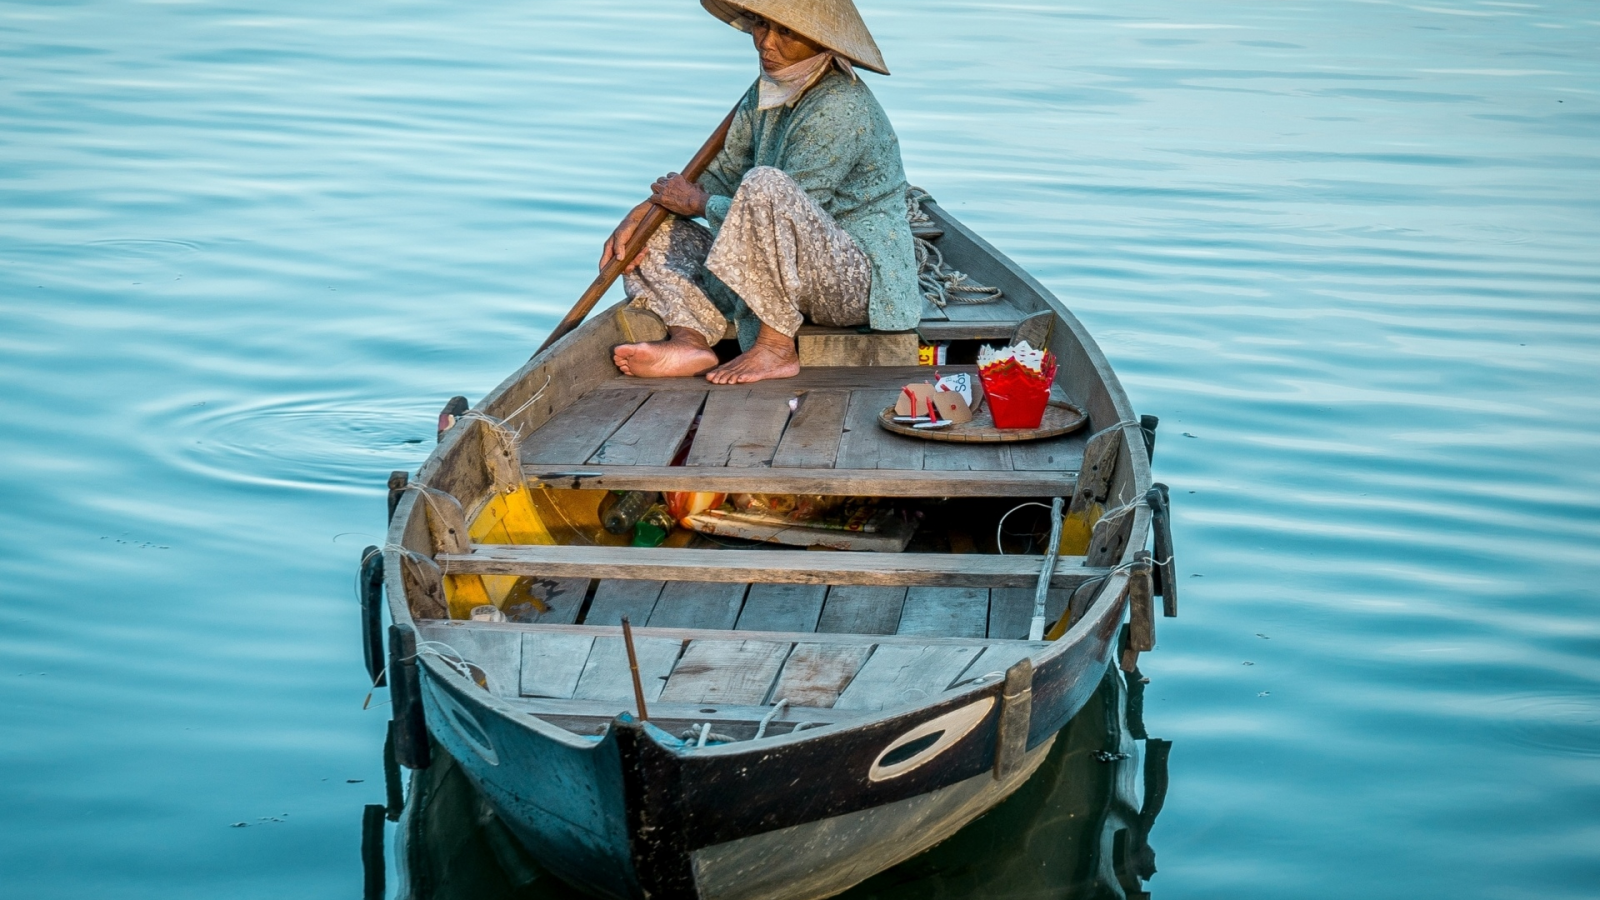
[416,584,1123,900]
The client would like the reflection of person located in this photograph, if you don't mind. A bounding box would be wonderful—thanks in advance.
[608,0,919,384]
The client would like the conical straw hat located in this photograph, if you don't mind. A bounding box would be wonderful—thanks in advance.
[701,0,890,75]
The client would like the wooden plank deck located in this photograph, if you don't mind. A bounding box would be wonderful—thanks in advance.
[517,365,1087,497]
[442,544,1106,590]
[418,619,1050,727]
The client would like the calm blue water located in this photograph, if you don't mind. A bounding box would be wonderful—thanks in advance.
[2,1,1597,897]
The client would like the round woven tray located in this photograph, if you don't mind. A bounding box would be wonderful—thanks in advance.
[876,400,1088,443]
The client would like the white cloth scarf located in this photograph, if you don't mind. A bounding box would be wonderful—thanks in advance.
[757,52,856,110]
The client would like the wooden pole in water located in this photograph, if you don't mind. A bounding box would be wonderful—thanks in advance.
[535,102,740,355]
[620,615,649,721]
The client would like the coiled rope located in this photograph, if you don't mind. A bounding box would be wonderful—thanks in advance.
[906,187,1004,309]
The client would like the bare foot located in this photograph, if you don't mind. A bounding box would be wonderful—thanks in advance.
[613,327,718,377]
[706,325,800,384]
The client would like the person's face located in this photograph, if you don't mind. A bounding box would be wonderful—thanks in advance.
[750,15,826,72]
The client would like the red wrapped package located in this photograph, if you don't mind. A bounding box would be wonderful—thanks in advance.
[978,344,1057,429]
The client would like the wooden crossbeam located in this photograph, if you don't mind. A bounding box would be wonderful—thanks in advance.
[438,544,1106,589]
[521,465,1077,497]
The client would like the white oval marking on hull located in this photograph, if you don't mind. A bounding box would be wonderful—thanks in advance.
[868,697,995,783]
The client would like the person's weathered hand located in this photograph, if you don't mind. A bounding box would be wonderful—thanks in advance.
[650,172,709,218]
[602,200,654,273]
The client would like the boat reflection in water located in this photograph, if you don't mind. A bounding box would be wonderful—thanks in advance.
[374,663,1169,900]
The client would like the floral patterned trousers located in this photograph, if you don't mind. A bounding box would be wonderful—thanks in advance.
[623,166,871,348]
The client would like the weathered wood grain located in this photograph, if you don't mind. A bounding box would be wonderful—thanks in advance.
[816,585,908,635]
[736,583,828,633]
[518,633,595,699]
[986,587,1071,640]
[522,388,650,466]
[646,581,748,630]
[415,622,520,697]
[583,579,665,626]
[522,464,1077,497]
[504,576,590,625]
[797,330,920,367]
[572,635,683,703]
[587,390,705,467]
[1008,430,1088,473]
[595,366,964,394]
[836,390,925,471]
[770,643,875,708]
[833,645,985,711]
[770,391,849,469]
[922,440,1012,472]
[686,389,793,468]
[896,586,991,638]
[445,545,1104,589]
[659,640,791,706]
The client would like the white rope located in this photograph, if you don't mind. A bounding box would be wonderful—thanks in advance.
[754,699,789,740]
[458,373,552,443]
[995,502,1053,556]
[906,187,1004,309]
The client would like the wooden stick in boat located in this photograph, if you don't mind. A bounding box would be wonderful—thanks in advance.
[620,615,650,721]
[1028,497,1067,641]
[535,102,741,355]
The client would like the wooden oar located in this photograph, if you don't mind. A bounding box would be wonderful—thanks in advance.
[535,102,740,355]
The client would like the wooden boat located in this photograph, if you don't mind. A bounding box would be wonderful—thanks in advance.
[366,199,1177,900]
[381,666,1170,900]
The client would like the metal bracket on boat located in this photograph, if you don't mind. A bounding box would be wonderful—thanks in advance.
[1146,483,1176,616]
[1028,497,1067,641]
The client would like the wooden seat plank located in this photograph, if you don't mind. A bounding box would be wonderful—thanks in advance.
[816,585,908,635]
[659,639,792,706]
[572,636,683,702]
[523,389,651,465]
[986,587,1073,639]
[583,579,666,626]
[736,583,827,633]
[447,545,1104,590]
[896,586,990,638]
[836,389,925,471]
[595,366,955,394]
[770,390,849,469]
[588,390,706,467]
[508,696,857,729]
[518,633,596,699]
[647,581,749,630]
[524,464,1074,498]
[770,643,875,708]
[833,644,985,712]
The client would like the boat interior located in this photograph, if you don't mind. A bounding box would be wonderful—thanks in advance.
[389,203,1150,746]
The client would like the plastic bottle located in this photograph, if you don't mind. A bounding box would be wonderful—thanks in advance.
[600,490,659,535]
[632,504,676,547]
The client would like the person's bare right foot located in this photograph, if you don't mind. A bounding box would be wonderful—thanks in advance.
[613,329,718,378]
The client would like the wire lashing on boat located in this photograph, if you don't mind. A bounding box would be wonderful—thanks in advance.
[453,372,553,443]
[907,187,1004,309]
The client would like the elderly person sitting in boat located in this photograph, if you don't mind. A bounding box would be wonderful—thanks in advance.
[607,0,918,384]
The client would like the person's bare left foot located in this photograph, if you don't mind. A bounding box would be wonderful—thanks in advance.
[706,326,799,384]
